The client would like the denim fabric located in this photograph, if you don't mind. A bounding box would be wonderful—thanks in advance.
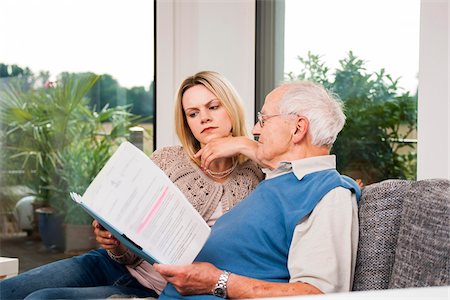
[0,249,157,299]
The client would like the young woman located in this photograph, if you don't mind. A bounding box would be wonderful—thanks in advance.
[0,71,264,299]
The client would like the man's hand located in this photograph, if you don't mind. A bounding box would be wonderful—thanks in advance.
[154,262,222,295]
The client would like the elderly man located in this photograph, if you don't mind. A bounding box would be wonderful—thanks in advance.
[155,81,361,299]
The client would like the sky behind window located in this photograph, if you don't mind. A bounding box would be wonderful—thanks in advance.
[1,0,419,93]
[0,0,154,89]
[285,0,420,93]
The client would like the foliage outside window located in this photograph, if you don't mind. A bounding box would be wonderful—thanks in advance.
[0,69,145,225]
[287,52,417,185]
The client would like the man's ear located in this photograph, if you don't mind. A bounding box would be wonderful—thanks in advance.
[292,117,308,144]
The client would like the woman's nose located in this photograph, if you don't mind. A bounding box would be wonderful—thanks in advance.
[200,111,212,123]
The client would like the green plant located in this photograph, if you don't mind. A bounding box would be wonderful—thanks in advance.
[287,51,417,184]
[0,73,142,224]
[55,104,141,224]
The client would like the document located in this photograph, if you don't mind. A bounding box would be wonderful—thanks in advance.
[70,141,211,265]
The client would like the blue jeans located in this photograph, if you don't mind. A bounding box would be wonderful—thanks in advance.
[0,249,158,299]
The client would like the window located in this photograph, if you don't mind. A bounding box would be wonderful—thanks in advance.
[0,0,155,258]
[1,0,155,151]
[257,0,420,185]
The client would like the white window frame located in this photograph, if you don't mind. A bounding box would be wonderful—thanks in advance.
[417,0,449,180]
[155,0,256,148]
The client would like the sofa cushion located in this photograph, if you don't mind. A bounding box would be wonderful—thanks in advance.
[352,179,412,291]
[389,179,450,288]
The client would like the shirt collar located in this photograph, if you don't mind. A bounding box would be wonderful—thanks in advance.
[262,155,336,180]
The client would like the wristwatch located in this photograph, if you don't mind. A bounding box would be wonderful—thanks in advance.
[212,270,231,298]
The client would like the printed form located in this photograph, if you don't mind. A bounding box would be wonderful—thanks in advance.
[71,142,211,265]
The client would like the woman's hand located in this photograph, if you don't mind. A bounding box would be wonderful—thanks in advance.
[92,219,125,254]
[154,262,222,296]
[195,136,261,170]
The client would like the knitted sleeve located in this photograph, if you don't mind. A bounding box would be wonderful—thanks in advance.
[107,248,143,268]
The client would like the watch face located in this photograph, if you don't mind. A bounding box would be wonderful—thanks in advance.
[213,287,225,298]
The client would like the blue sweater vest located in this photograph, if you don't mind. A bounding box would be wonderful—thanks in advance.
[160,169,361,300]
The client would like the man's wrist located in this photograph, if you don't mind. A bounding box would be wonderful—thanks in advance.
[212,270,231,298]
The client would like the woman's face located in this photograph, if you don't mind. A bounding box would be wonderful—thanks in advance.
[182,84,233,147]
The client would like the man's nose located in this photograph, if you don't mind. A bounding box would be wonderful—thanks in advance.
[252,122,261,141]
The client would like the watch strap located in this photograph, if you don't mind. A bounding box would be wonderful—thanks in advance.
[213,270,231,298]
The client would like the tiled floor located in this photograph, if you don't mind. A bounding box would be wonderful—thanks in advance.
[0,233,74,274]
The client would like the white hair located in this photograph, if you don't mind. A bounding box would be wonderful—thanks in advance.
[278,81,346,147]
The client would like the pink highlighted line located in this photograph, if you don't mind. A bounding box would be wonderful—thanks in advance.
[137,186,169,234]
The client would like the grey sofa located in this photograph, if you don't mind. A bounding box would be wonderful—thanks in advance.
[352,179,450,291]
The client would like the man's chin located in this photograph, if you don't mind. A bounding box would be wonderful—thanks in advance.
[255,148,263,160]
[256,150,269,166]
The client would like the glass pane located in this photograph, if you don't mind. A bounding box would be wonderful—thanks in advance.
[0,0,154,270]
[284,0,419,185]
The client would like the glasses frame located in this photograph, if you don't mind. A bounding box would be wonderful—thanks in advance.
[257,112,297,127]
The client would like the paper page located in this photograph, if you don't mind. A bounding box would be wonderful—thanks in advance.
[79,141,210,265]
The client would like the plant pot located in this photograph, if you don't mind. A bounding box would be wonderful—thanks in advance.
[64,223,98,254]
[35,207,65,251]
[31,202,48,237]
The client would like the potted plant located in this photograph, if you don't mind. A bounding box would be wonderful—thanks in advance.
[55,102,142,252]
[0,73,143,251]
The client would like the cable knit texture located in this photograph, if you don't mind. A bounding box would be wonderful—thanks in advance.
[150,145,264,221]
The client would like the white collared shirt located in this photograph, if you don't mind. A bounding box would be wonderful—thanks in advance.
[264,155,359,293]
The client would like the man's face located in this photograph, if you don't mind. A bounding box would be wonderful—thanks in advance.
[252,86,296,168]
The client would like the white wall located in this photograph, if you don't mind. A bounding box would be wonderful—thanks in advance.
[156,0,255,148]
[417,0,449,180]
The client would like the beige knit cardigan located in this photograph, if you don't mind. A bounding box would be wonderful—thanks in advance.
[151,145,264,221]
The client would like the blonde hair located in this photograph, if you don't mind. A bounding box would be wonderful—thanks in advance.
[174,71,248,165]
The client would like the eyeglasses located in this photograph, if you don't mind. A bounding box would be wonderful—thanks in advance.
[257,112,295,127]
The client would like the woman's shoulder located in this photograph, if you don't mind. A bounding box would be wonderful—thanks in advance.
[151,145,184,157]
[150,145,187,167]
